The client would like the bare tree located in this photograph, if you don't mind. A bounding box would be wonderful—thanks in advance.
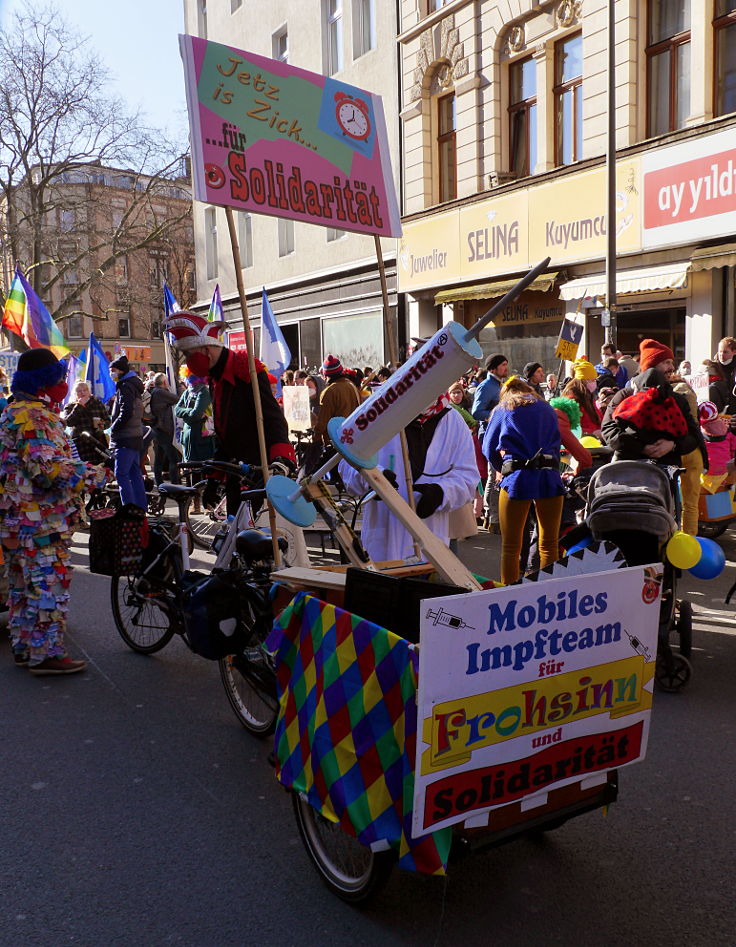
[0,2,192,330]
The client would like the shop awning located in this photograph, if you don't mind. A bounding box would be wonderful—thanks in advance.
[558,262,690,301]
[691,242,736,271]
[434,271,559,305]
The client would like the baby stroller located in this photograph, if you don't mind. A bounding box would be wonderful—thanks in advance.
[566,459,693,692]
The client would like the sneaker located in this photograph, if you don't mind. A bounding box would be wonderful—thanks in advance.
[28,656,87,676]
[13,651,29,668]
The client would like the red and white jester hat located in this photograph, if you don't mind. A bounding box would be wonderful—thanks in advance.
[164,310,228,352]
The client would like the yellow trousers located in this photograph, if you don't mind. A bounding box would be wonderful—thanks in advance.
[680,448,704,536]
[498,490,564,585]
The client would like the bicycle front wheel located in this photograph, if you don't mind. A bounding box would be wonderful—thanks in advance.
[111,570,177,654]
[184,498,226,550]
[292,794,394,903]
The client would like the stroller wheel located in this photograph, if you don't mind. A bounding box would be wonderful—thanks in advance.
[655,653,692,693]
[676,600,693,658]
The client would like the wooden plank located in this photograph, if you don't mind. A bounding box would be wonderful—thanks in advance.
[270,566,348,590]
[360,467,482,591]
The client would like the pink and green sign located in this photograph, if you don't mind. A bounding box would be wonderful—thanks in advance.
[179,35,401,237]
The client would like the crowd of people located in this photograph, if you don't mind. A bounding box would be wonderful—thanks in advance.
[3,321,736,675]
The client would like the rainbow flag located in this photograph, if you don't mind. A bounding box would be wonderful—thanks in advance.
[266,592,452,875]
[207,283,223,322]
[2,265,69,358]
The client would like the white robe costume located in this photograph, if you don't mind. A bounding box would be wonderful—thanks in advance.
[339,407,478,562]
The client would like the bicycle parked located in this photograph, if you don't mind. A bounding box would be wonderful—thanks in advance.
[109,461,285,735]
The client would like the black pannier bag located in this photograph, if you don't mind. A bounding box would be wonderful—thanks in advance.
[180,569,250,660]
[88,505,147,576]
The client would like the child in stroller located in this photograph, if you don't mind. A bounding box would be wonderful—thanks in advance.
[563,458,692,691]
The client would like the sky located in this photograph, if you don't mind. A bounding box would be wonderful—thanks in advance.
[0,0,188,138]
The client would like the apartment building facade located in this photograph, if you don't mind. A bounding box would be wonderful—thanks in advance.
[182,0,401,371]
[2,163,194,371]
[398,0,736,371]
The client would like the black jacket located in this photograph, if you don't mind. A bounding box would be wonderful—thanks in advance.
[601,369,708,468]
[110,372,145,450]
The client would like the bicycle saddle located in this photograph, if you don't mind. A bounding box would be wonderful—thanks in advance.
[158,483,202,499]
[235,529,288,562]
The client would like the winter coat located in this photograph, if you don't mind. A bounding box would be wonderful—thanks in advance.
[314,375,361,444]
[208,347,293,466]
[601,368,707,468]
[482,398,565,500]
[175,381,215,462]
[61,396,111,463]
[471,373,502,427]
[149,386,179,439]
[109,372,145,450]
[339,407,477,561]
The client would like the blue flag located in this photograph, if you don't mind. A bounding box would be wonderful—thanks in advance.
[85,332,116,401]
[260,287,291,382]
[163,281,180,321]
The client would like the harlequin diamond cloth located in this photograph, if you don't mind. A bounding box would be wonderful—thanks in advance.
[266,591,451,875]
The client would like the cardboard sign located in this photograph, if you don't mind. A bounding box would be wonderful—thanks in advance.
[179,35,401,237]
[554,317,584,361]
[283,384,311,432]
[0,350,20,381]
[413,565,660,835]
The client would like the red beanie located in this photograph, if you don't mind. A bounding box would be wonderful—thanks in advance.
[638,338,674,371]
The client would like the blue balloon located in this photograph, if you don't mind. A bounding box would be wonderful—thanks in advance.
[688,537,726,579]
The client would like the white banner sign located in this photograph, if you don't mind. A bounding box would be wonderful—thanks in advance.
[283,384,311,432]
[413,565,661,835]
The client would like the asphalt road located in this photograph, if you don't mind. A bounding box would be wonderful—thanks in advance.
[1,526,735,946]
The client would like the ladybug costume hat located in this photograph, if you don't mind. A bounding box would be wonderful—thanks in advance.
[11,348,66,395]
[164,310,228,352]
[612,372,688,439]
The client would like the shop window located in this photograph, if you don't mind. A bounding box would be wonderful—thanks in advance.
[324,0,343,76]
[509,55,537,177]
[437,92,457,202]
[714,0,736,116]
[554,33,582,166]
[299,316,322,370]
[646,1,691,136]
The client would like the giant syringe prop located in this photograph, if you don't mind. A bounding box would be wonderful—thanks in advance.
[267,258,551,586]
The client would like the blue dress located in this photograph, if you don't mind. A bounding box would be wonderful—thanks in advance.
[482,399,564,500]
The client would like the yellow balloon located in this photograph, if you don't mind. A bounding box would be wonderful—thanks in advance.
[580,436,601,448]
[666,531,702,570]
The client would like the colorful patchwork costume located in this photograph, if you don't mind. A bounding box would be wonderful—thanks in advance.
[0,349,106,674]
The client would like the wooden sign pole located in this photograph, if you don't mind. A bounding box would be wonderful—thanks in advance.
[224,206,281,567]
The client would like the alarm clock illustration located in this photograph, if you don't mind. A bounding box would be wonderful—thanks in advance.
[334,91,371,141]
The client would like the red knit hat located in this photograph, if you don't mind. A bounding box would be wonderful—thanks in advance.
[165,310,228,352]
[638,338,674,371]
[322,354,343,376]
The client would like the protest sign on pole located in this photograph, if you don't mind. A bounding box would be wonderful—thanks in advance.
[282,384,311,432]
[412,565,660,836]
[179,35,401,237]
[554,317,584,362]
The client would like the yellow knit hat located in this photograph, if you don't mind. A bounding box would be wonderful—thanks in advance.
[573,359,597,381]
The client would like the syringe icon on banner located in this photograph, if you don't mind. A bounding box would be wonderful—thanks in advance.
[625,628,652,661]
[425,607,475,630]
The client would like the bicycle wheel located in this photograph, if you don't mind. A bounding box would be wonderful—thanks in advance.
[292,793,394,903]
[219,649,278,735]
[111,569,177,654]
[185,497,226,550]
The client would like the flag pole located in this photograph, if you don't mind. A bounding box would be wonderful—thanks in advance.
[373,234,420,559]
[224,207,282,567]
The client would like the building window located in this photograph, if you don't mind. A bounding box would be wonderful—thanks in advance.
[428,0,450,10]
[509,55,537,177]
[238,211,254,268]
[646,2,691,136]
[714,0,736,116]
[151,320,161,339]
[67,314,83,338]
[118,317,131,338]
[198,0,207,38]
[325,0,343,75]
[554,33,583,166]
[205,206,218,280]
[273,26,288,63]
[353,0,375,58]
[437,92,457,202]
[231,0,242,11]
[278,217,294,257]
[149,251,167,289]
[60,208,75,232]
[326,227,346,242]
